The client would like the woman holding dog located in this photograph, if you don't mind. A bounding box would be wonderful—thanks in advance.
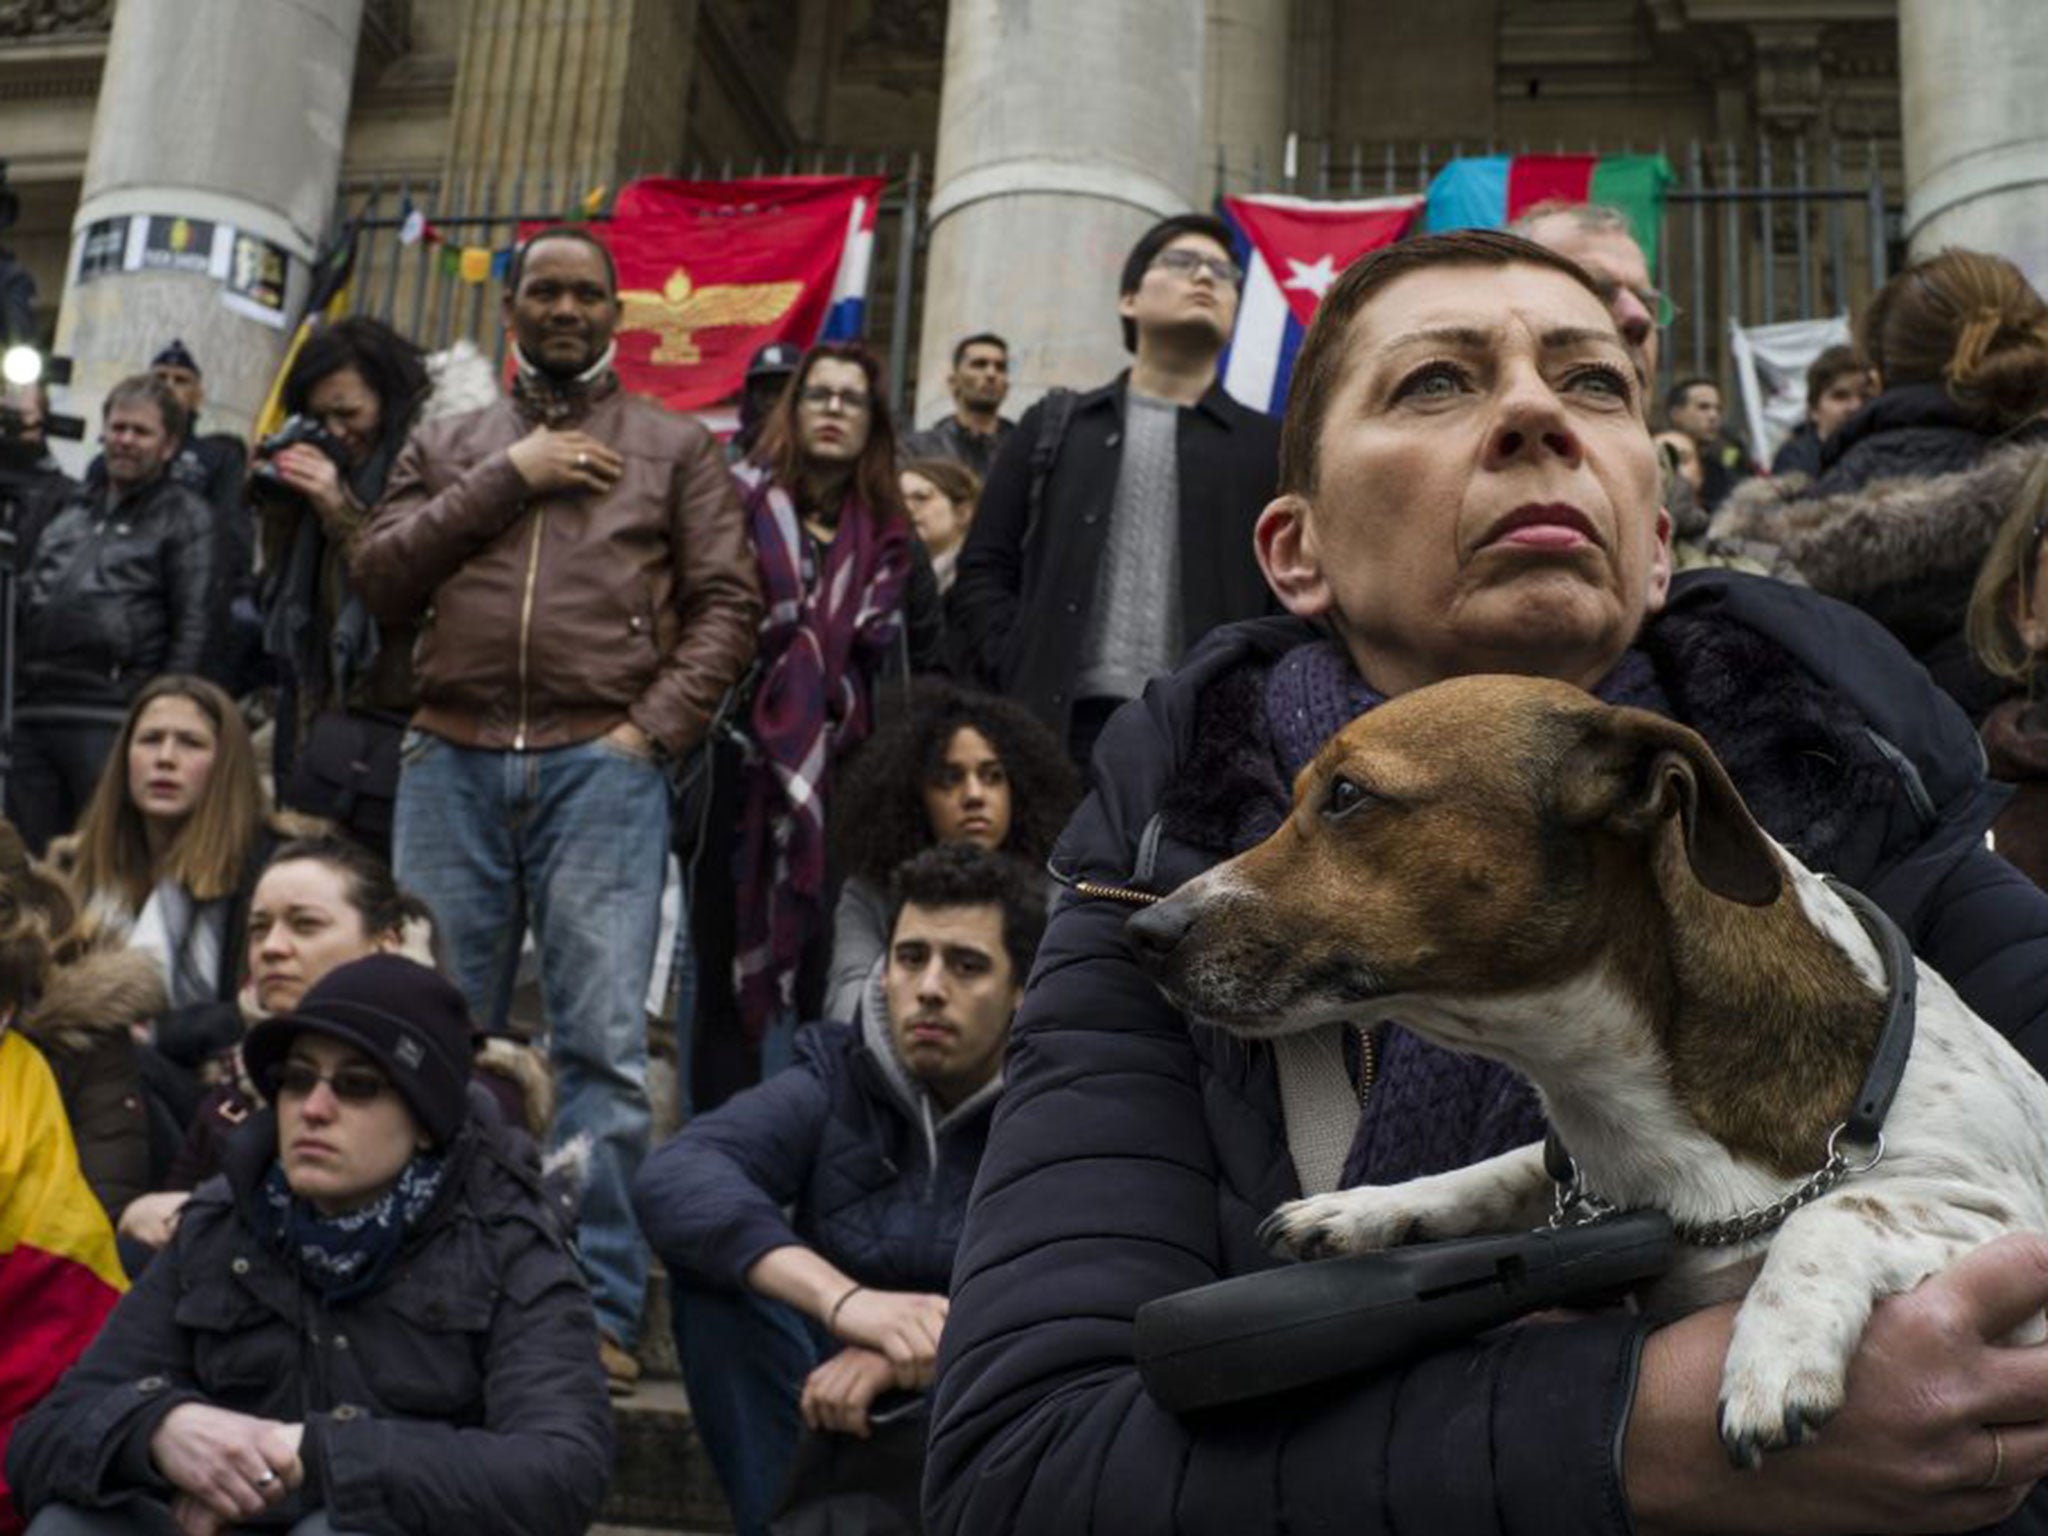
[6,953,613,1536]
[928,230,2048,1535]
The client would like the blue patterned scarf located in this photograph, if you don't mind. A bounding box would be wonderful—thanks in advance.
[252,1153,447,1302]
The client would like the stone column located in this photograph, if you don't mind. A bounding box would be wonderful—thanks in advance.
[1900,0,2048,281]
[1204,0,1290,200]
[442,0,697,193]
[916,0,1206,427]
[52,0,363,452]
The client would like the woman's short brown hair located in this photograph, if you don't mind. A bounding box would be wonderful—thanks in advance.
[1277,229,1612,497]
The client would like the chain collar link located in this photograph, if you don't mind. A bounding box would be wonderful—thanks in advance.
[1551,1124,1887,1247]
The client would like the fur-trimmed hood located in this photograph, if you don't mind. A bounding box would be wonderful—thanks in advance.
[1709,437,2045,613]
[15,944,166,1054]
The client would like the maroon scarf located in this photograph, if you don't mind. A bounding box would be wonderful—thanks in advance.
[732,462,911,1038]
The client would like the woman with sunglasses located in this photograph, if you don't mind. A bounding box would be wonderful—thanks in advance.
[113,836,438,1254]
[8,953,613,1536]
[690,343,945,1106]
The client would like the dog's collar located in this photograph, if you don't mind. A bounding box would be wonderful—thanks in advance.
[1549,876,1913,1248]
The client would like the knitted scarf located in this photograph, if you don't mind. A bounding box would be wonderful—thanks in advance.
[1262,638,1673,1189]
[508,343,619,428]
[732,462,911,1039]
[251,1151,446,1303]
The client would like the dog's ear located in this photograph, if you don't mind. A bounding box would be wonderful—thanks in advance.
[1557,708,1783,906]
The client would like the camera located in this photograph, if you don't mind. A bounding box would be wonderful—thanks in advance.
[252,414,348,482]
[251,414,351,508]
[0,402,83,444]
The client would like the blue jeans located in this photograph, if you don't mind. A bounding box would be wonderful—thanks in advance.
[394,731,671,1344]
[671,1279,827,1536]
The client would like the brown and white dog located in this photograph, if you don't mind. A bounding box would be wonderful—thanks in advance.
[1125,673,2048,1464]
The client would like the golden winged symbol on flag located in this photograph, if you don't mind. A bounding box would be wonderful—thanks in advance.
[618,266,805,365]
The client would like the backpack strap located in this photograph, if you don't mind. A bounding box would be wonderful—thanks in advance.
[1020,387,1077,556]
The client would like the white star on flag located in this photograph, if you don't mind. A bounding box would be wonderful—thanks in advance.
[1282,254,1338,299]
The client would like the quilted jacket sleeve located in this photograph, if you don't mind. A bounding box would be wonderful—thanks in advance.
[631,1030,839,1292]
[923,888,1649,1536]
[1908,842,2048,1071]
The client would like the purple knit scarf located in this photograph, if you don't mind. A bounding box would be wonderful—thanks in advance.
[1261,638,1671,1189]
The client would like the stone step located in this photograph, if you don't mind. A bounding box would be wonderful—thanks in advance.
[600,1377,734,1533]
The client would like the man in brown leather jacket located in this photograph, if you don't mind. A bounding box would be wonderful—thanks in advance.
[353,227,762,1386]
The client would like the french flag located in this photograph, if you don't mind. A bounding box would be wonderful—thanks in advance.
[1220,193,1423,415]
[819,189,878,341]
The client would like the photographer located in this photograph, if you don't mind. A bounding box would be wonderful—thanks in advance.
[7,375,216,856]
[257,317,448,855]
[0,379,74,569]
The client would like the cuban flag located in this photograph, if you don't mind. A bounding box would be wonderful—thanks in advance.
[819,188,878,342]
[1220,193,1423,415]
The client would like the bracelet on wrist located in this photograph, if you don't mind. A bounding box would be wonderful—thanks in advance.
[826,1282,863,1333]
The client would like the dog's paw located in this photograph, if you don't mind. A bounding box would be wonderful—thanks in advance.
[1716,1333,1849,1468]
[1257,1190,1431,1261]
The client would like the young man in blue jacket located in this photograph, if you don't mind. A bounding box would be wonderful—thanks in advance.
[633,844,1044,1536]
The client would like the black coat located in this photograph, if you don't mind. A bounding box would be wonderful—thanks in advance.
[6,1112,613,1536]
[948,374,1280,739]
[19,469,218,711]
[924,570,2048,1536]
[1812,381,2023,494]
[633,1013,994,1297]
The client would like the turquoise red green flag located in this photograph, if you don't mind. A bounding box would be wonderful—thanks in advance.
[1422,153,1675,273]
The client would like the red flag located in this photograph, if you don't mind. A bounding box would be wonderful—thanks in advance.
[1504,155,1597,222]
[523,176,886,414]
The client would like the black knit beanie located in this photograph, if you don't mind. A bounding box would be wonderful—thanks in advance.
[244,954,473,1146]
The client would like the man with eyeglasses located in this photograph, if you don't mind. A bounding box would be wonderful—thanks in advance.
[951,213,1281,768]
[353,224,763,1395]
[1512,201,1673,389]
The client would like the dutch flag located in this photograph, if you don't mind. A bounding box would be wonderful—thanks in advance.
[819,191,878,341]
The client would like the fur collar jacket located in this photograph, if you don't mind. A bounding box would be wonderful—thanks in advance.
[1711,435,2044,627]
[1710,435,2048,718]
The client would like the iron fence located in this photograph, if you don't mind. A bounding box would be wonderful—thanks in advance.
[336,148,928,415]
[336,135,1892,420]
[1219,136,1897,394]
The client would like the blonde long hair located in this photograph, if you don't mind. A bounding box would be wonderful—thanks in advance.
[1967,455,2048,689]
[71,675,267,913]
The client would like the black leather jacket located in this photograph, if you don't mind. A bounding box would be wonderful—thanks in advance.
[20,468,217,709]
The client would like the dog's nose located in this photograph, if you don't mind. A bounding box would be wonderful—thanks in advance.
[1125,897,1196,972]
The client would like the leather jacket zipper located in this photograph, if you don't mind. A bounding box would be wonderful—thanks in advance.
[1354,1023,1378,1109]
[513,508,544,751]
